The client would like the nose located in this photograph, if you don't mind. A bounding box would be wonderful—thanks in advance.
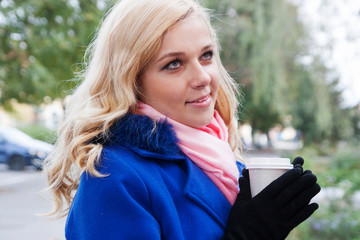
[189,61,211,89]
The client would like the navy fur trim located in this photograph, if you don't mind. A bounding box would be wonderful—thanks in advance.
[102,114,182,156]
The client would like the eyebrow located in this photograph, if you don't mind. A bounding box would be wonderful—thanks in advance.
[156,44,213,63]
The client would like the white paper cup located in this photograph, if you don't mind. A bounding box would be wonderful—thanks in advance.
[246,158,293,197]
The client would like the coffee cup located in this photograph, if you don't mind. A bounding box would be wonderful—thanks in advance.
[246,158,293,197]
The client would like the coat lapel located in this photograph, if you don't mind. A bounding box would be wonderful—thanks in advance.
[183,157,231,228]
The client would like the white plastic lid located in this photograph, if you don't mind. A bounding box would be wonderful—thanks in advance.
[246,157,293,169]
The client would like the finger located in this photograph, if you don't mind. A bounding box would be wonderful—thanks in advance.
[258,166,302,199]
[275,172,318,206]
[293,164,303,174]
[239,176,250,191]
[289,203,319,228]
[236,176,252,203]
[241,168,249,180]
[303,169,312,175]
[283,183,321,217]
[292,156,304,166]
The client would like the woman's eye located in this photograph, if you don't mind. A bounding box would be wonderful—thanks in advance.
[201,50,213,61]
[163,59,181,71]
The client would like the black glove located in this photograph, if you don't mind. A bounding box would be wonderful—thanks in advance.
[222,157,321,240]
[292,156,304,168]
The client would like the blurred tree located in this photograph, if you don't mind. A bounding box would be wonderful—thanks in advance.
[350,105,360,140]
[288,57,338,142]
[1,0,353,143]
[203,0,352,144]
[204,0,309,141]
[325,76,354,141]
[0,0,113,104]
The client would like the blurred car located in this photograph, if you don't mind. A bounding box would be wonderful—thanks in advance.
[0,125,54,170]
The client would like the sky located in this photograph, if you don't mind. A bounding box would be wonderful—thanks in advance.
[291,0,360,108]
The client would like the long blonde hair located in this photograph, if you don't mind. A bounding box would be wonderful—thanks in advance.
[44,0,243,217]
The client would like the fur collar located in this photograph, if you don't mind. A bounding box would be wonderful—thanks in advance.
[101,114,182,156]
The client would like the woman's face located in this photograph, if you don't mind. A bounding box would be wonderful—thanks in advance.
[140,14,220,128]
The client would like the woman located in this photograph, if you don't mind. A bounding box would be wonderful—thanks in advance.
[44,0,320,239]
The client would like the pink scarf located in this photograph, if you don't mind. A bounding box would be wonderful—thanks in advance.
[137,102,239,205]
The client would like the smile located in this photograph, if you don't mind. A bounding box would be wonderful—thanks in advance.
[187,95,209,104]
[194,96,209,103]
[186,95,211,108]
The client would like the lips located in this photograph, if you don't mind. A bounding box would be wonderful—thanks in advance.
[187,95,210,104]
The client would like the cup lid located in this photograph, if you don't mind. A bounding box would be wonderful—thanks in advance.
[246,157,293,169]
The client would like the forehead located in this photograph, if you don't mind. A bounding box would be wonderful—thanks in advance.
[159,14,213,53]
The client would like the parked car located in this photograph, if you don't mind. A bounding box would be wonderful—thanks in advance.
[0,125,54,170]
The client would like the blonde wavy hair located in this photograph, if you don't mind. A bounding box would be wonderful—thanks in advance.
[44,0,243,217]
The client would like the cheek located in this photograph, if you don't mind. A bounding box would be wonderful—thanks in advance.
[210,68,221,91]
[144,79,183,104]
[162,88,182,103]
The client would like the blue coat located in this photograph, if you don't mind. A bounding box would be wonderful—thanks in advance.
[65,114,245,240]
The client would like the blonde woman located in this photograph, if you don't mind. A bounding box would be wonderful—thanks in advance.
[45,0,320,239]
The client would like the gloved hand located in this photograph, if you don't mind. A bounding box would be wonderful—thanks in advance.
[222,157,321,240]
[292,156,315,177]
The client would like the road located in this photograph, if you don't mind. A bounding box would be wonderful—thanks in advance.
[0,165,66,240]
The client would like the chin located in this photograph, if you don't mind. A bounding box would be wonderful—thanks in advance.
[189,115,213,128]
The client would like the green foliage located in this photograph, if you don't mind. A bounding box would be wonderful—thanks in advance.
[293,142,360,191]
[289,200,360,240]
[18,124,57,144]
[322,146,360,191]
[288,143,360,239]
[0,0,113,104]
[349,106,360,140]
[202,0,354,143]
[1,0,356,143]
